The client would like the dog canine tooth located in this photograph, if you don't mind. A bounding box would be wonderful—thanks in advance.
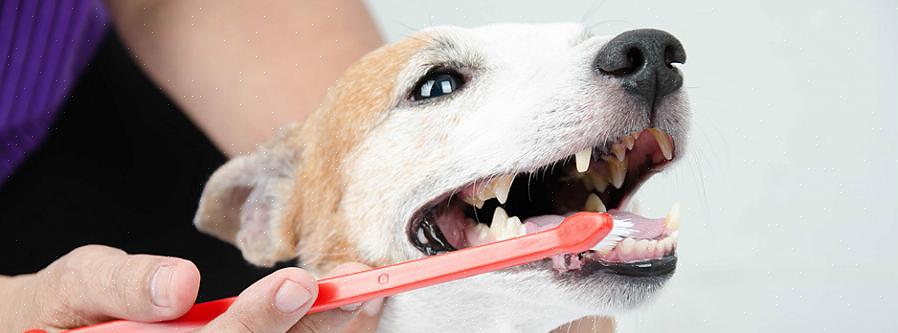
[606,157,627,189]
[575,148,592,173]
[490,207,510,239]
[665,203,681,231]
[647,128,674,160]
[584,193,606,212]
[493,175,514,204]
[611,144,626,162]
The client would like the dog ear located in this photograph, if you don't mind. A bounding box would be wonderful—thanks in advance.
[194,136,300,267]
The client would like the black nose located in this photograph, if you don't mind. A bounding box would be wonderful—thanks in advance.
[595,29,686,108]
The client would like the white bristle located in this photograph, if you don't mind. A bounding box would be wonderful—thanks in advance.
[591,219,634,252]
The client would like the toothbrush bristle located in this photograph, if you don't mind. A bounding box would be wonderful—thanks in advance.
[590,219,634,252]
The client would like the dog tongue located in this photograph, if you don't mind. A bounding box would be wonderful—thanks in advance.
[606,210,666,239]
[522,210,665,239]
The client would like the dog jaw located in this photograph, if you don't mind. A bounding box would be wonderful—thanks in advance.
[196,22,689,332]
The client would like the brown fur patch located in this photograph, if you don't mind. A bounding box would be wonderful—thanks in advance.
[277,36,429,273]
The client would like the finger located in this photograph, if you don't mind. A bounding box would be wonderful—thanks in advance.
[31,245,200,328]
[291,263,384,333]
[197,267,317,333]
[550,316,616,333]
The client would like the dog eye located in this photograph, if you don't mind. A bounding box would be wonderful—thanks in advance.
[413,72,464,101]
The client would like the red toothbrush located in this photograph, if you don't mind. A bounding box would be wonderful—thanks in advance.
[51,212,630,333]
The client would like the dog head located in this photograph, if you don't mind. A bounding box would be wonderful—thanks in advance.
[195,23,689,332]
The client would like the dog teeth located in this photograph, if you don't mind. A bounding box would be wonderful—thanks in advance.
[647,128,674,160]
[619,238,636,256]
[462,195,485,208]
[611,144,627,162]
[587,170,609,192]
[488,207,524,240]
[634,239,650,257]
[594,203,682,262]
[645,240,657,258]
[490,207,509,239]
[584,193,606,212]
[416,227,428,244]
[506,216,524,239]
[605,157,627,189]
[622,134,636,150]
[475,181,498,203]
[660,237,673,254]
[665,203,681,231]
[655,240,666,258]
[474,222,492,242]
[464,220,495,247]
[493,175,514,204]
[575,148,592,173]
[461,175,514,207]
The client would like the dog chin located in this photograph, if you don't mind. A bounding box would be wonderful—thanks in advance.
[508,260,673,315]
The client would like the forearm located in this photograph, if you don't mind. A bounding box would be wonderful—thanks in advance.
[104,0,383,156]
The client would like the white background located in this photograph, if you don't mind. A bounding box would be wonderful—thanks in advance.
[365,1,898,331]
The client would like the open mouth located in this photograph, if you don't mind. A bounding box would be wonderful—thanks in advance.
[407,128,680,277]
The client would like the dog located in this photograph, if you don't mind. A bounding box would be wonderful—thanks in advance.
[194,23,689,332]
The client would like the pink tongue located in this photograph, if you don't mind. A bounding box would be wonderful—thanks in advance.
[522,210,665,239]
[522,215,565,233]
[606,210,666,239]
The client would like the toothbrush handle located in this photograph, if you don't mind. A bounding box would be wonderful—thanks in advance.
[311,212,612,312]
[62,212,612,333]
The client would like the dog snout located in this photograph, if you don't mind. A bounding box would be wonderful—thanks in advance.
[595,29,686,109]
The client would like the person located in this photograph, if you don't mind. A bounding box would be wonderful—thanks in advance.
[0,1,384,332]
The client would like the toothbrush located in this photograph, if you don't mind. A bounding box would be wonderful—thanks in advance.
[55,212,631,333]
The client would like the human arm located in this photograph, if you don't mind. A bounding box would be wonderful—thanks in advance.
[104,0,383,156]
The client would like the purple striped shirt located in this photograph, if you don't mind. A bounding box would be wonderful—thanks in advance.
[0,0,108,186]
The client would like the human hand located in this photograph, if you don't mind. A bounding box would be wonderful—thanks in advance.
[2,245,383,333]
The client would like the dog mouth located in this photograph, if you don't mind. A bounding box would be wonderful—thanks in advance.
[407,128,680,277]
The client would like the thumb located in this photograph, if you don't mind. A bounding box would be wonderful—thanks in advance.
[196,267,318,333]
[293,263,384,333]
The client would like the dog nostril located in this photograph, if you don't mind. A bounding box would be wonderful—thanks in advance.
[625,47,646,74]
[597,46,645,77]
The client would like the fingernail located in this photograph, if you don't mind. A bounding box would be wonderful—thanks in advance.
[363,298,385,316]
[340,302,363,312]
[151,265,175,307]
[274,279,312,313]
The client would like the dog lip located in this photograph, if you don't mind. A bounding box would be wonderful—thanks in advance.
[592,254,678,277]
